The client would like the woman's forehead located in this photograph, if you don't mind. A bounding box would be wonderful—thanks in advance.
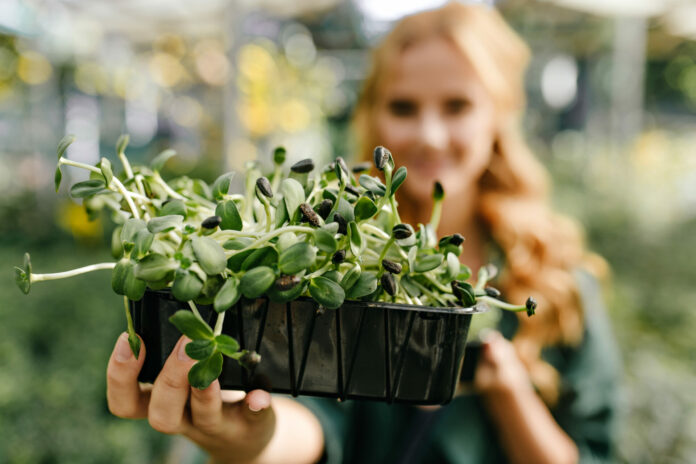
[379,36,483,97]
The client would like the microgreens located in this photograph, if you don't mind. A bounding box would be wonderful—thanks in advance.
[15,137,536,389]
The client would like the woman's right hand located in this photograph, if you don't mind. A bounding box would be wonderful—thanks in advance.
[106,332,276,464]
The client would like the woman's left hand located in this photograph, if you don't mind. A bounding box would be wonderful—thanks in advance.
[473,331,532,396]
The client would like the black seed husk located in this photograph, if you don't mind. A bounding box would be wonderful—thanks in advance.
[275,275,301,291]
[332,249,346,264]
[485,287,501,298]
[344,184,360,197]
[300,202,321,227]
[351,162,372,173]
[392,224,412,239]
[381,272,397,296]
[290,158,314,173]
[450,233,465,246]
[201,215,222,229]
[317,199,333,220]
[526,297,537,317]
[333,212,347,235]
[256,177,273,198]
[382,259,402,275]
[373,146,389,171]
[336,157,349,176]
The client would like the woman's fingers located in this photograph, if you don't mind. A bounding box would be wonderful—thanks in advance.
[147,336,196,434]
[106,332,149,419]
[190,380,224,435]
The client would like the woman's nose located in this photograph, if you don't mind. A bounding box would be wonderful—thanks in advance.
[417,110,449,151]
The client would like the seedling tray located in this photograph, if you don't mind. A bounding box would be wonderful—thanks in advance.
[131,289,486,405]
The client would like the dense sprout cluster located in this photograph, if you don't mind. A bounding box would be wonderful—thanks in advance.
[14,136,535,388]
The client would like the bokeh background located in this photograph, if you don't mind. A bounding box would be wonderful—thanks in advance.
[1,0,695,462]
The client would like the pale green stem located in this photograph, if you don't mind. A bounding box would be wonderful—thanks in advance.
[31,262,116,282]
[118,151,135,180]
[476,296,526,312]
[423,272,452,293]
[430,199,443,231]
[187,301,209,327]
[123,295,139,355]
[214,312,225,336]
[225,226,316,256]
[410,279,447,307]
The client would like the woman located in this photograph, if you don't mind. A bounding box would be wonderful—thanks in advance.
[105,3,619,463]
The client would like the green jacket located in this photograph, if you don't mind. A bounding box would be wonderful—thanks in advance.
[297,270,621,463]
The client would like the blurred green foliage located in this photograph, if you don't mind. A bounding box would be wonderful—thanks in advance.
[0,236,170,463]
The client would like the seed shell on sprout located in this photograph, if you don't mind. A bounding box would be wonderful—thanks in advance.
[317,199,333,220]
[351,162,372,174]
[300,203,321,227]
[290,158,314,173]
[392,224,412,239]
[239,351,262,369]
[373,146,390,171]
[382,259,402,275]
[333,212,347,235]
[485,287,501,298]
[332,249,346,264]
[201,215,222,229]
[381,272,397,296]
[344,184,360,197]
[275,275,301,291]
[336,157,350,176]
[526,297,537,316]
[256,177,273,198]
[450,233,465,246]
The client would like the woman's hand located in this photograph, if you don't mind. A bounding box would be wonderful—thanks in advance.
[106,332,276,464]
[473,331,532,396]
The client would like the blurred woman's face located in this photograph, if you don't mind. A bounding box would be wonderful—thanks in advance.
[374,37,497,204]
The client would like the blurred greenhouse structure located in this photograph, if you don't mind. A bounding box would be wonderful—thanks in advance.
[1,0,696,462]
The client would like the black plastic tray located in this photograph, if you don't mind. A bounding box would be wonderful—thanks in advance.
[130,290,486,405]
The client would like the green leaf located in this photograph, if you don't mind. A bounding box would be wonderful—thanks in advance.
[212,172,235,200]
[54,166,62,192]
[400,275,421,298]
[172,270,204,301]
[340,264,361,291]
[335,197,355,223]
[188,352,223,389]
[276,232,298,252]
[347,221,363,256]
[159,199,187,218]
[345,271,378,299]
[278,242,316,275]
[151,149,177,172]
[191,236,227,275]
[274,200,288,228]
[56,134,76,159]
[14,254,31,295]
[111,259,146,301]
[313,229,337,253]
[100,157,114,186]
[214,276,241,313]
[70,179,108,198]
[452,281,476,307]
[226,249,255,272]
[273,146,286,165]
[309,276,345,309]
[241,246,278,271]
[147,215,183,234]
[222,237,254,250]
[128,333,141,360]
[195,275,225,305]
[111,226,124,259]
[456,266,472,281]
[215,200,243,231]
[193,179,212,200]
[358,174,386,196]
[133,229,154,258]
[169,310,214,340]
[116,134,130,154]
[239,266,276,299]
[134,253,178,282]
[185,339,216,360]
[390,166,407,196]
[414,253,444,273]
[215,334,240,357]
[353,196,378,222]
[121,218,148,244]
[407,246,417,273]
[280,178,305,222]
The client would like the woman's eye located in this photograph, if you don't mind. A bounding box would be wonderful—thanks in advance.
[443,98,470,115]
[388,99,417,117]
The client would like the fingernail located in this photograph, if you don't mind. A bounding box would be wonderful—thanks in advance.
[114,333,133,362]
[178,337,192,361]
[248,402,265,413]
